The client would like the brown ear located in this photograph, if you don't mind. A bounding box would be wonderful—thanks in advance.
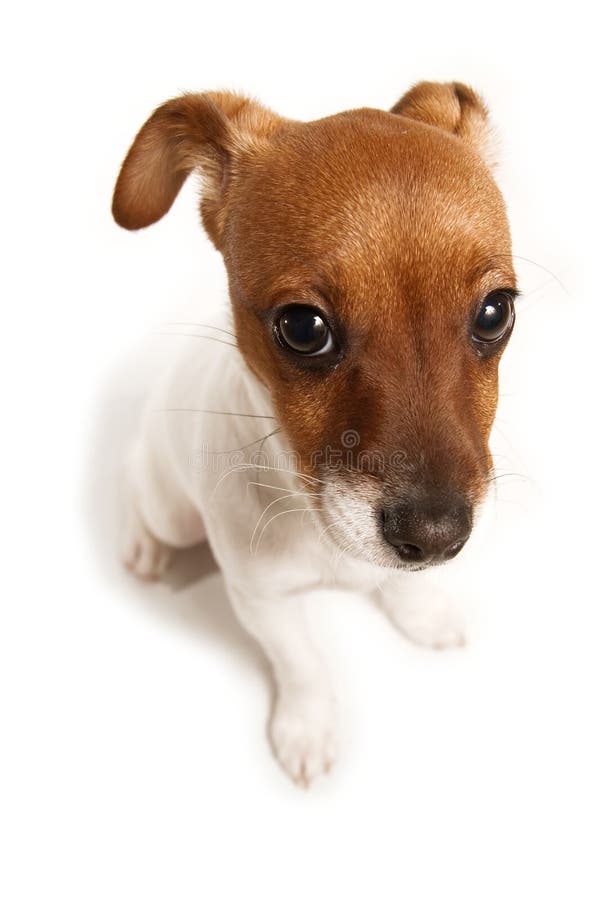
[112,91,282,246]
[391,81,497,168]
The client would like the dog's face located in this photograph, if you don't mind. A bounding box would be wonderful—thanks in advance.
[113,83,516,569]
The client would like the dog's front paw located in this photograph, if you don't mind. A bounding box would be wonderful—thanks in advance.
[269,687,337,787]
[121,505,174,581]
[397,607,467,650]
[379,585,467,651]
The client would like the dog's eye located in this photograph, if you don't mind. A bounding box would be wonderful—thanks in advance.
[275,305,334,356]
[472,291,515,346]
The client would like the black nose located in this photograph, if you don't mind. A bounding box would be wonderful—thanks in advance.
[381,496,472,564]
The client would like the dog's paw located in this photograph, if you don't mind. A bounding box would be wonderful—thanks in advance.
[378,580,468,651]
[121,506,174,581]
[397,608,467,650]
[269,687,338,787]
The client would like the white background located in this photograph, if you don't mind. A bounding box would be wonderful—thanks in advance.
[2,2,604,897]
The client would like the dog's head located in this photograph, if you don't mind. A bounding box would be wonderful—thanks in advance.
[113,83,516,569]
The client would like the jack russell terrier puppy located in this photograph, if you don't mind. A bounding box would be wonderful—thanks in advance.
[113,81,517,786]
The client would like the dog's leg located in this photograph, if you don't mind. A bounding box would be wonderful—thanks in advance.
[227,580,337,786]
[375,575,467,650]
[121,438,206,580]
[121,498,177,581]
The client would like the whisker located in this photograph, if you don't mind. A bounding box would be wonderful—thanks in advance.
[158,408,276,420]
[518,280,553,301]
[209,462,323,505]
[254,427,274,502]
[245,481,300,494]
[253,506,319,555]
[154,331,238,349]
[486,471,530,484]
[491,422,525,460]
[250,491,308,553]
[511,254,570,296]
[255,464,327,487]
[207,426,283,455]
[163,321,236,339]
[316,519,342,546]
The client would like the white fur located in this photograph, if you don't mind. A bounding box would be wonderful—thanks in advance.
[123,319,465,785]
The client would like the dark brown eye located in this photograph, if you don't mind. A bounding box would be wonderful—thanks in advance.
[472,291,515,345]
[276,305,334,355]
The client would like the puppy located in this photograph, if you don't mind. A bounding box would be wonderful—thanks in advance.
[113,82,516,786]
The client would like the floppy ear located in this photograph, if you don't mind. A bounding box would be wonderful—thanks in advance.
[390,81,497,168]
[112,92,282,247]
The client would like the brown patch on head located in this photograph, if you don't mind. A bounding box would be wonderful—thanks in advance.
[222,105,513,498]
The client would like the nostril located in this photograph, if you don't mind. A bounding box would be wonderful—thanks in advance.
[381,510,428,560]
[442,539,467,560]
[397,542,425,561]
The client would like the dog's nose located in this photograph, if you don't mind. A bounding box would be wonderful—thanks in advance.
[381,496,472,564]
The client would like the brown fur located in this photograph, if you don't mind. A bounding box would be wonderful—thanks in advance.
[113,83,515,510]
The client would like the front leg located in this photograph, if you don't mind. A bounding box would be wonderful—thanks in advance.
[227,576,337,787]
[376,574,467,650]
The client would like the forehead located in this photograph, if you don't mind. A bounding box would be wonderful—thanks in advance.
[226,109,514,312]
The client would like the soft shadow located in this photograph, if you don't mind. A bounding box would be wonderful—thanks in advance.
[84,343,267,676]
